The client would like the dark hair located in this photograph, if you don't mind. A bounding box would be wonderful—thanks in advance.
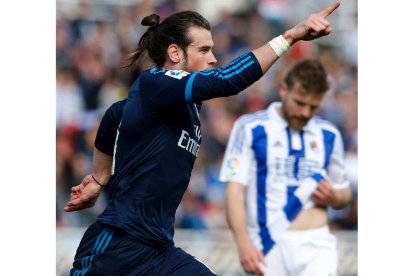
[127,11,211,69]
[284,59,329,94]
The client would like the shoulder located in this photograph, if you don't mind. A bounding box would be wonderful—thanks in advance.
[235,110,269,128]
[142,68,190,80]
[140,68,166,81]
[111,98,127,109]
[140,69,192,93]
[102,99,125,119]
[313,116,342,136]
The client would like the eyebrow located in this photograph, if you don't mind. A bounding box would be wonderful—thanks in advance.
[198,45,213,51]
[294,98,319,109]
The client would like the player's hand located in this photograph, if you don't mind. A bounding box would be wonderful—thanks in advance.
[284,1,340,44]
[64,174,103,212]
[237,238,266,275]
[311,179,338,207]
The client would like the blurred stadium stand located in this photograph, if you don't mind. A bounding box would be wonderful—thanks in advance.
[57,228,357,275]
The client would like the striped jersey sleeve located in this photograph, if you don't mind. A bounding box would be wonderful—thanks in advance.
[316,119,350,190]
[325,128,350,190]
[139,52,263,116]
[189,52,263,102]
[219,115,255,185]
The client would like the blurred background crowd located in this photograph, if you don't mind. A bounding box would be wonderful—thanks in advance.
[56,0,357,232]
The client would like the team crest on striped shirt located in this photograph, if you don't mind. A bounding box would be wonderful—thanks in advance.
[310,141,319,151]
[165,70,190,79]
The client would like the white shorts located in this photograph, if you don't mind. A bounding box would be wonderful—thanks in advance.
[260,226,338,276]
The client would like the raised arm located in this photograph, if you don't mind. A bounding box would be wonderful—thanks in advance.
[312,121,352,210]
[252,1,340,74]
[188,2,341,103]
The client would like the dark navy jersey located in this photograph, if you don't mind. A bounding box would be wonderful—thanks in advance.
[96,52,262,248]
[95,99,127,155]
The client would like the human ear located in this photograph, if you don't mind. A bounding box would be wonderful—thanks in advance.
[167,44,181,63]
[279,81,288,99]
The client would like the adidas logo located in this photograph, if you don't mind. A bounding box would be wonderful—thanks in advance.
[274,141,282,147]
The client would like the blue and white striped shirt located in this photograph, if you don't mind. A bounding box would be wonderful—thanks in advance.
[219,102,349,254]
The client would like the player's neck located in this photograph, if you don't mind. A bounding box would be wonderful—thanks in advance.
[276,106,287,121]
[162,60,183,71]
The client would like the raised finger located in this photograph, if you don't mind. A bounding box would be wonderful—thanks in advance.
[319,1,340,18]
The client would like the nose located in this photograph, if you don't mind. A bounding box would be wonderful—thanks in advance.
[300,106,312,119]
[208,53,217,65]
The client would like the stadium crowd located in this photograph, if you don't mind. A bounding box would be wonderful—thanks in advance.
[56,0,357,231]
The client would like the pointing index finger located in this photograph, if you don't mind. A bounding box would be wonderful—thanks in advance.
[319,1,340,18]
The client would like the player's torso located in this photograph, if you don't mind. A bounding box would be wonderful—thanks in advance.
[246,119,328,205]
[100,74,203,245]
[112,94,202,199]
[244,117,334,247]
[266,124,325,187]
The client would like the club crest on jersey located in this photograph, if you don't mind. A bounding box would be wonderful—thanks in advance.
[310,141,319,151]
[165,70,190,79]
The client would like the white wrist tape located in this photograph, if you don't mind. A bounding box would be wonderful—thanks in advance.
[268,35,290,57]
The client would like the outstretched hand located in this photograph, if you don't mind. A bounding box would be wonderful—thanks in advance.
[64,174,103,212]
[285,1,340,44]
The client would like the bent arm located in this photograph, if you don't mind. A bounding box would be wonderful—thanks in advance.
[330,187,352,209]
[144,2,341,108]
[92,146,113,186]
[312,180,352,210]
[64,100,123,212]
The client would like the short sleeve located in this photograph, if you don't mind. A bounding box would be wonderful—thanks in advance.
[326,130,350,190]
[95,99,126,155]
[219,119,255,186]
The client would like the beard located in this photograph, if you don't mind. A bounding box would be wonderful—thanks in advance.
[288,117,309,130]
[281,105,309,130]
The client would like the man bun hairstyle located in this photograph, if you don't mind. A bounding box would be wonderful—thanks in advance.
[284,59,329,94]
[141,13,160,29]
[127,11,211,69]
